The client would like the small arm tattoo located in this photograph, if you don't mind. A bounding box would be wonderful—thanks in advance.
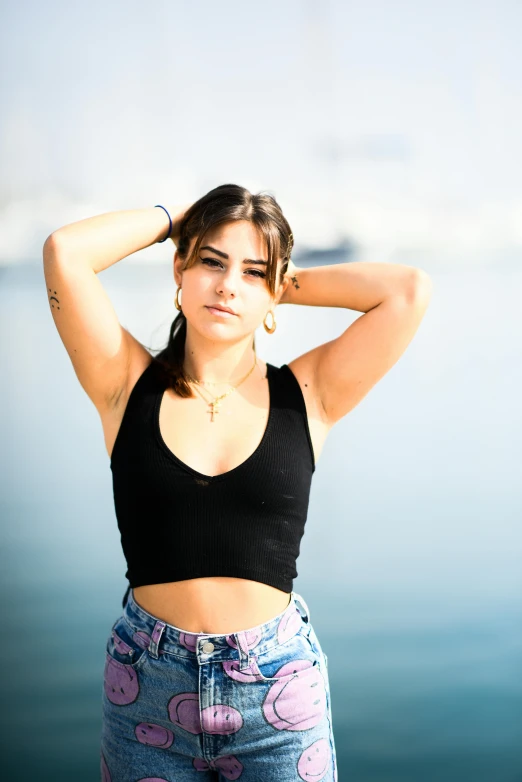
[290,274,300,290]
[48,288,60,310]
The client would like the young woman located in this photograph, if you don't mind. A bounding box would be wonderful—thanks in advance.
[43,184,431,782]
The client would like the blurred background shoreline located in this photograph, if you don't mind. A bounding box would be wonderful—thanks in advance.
[1,0,521,779]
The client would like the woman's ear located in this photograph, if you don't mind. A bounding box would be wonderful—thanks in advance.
[275,274,290,305]
[173,250,183,286]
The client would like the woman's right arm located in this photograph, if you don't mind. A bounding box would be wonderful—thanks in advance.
[43,204,189,413]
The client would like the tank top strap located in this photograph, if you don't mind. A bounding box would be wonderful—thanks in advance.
[267,362,316,471]
[110,359,164,469]
[126,359,165,412]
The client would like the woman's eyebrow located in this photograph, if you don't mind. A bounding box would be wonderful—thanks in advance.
[200,245,268,266]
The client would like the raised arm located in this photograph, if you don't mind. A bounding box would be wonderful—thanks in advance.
[43,204,189,413]
[280,259,433,427]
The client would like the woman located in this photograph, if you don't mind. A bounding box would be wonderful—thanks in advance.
[43,184,431,781]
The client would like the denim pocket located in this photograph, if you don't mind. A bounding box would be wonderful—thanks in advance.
[105,615,149,671]
[250,629,321,683]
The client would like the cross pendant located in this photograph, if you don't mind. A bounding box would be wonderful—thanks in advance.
[209,401,221,422]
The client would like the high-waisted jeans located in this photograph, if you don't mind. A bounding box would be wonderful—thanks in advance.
[100,587,337,781]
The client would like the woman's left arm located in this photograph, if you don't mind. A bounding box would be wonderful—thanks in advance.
[279,260,433,426]
[280,259,429,310]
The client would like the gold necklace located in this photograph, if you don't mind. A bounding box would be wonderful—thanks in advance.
[184,346,259,422]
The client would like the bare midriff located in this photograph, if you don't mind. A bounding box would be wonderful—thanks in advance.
[132,577,292,635]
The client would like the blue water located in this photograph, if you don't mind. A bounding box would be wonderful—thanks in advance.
[1,261,521,781]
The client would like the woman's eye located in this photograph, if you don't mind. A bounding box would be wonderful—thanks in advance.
[200,258,265,278]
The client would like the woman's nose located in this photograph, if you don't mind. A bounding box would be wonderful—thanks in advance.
[216,268,239,295]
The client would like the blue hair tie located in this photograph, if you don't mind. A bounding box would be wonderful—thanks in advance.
[154,204,172,243]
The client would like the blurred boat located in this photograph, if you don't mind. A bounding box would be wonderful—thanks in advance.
[292,236,357,266]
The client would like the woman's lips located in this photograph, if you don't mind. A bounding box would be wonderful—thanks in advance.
[205,306,237,318]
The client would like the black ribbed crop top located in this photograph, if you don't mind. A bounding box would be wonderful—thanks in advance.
[110,358,316,596]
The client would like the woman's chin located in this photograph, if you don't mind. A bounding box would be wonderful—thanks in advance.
[187,320,244,341]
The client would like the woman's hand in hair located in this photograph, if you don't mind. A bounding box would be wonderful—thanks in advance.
[169,202,194,246]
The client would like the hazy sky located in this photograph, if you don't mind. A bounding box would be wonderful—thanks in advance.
[1,0,521,266]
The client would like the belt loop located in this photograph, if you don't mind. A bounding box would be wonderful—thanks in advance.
[149,620,166,659]
[292,591,311,623]
[235,631,252,671]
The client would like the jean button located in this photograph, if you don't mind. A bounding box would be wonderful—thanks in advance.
[202,641,214,653]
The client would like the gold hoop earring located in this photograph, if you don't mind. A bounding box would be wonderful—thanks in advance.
[263,309,276,334]
[174,285,182,311]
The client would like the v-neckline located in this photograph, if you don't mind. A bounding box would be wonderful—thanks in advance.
[154,362,275,482]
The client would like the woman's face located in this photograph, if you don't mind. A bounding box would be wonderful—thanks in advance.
[174,220,287,342]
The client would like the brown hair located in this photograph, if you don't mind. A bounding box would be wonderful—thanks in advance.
[151,183,294,398]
